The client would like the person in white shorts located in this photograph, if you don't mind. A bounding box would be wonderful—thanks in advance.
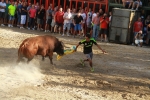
[62,8,72,36]
[20,2,27,29]
[135,30,143,47]
[0,0,6,26]
[131,0,142,10]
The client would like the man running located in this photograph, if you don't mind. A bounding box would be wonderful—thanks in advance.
[75,34,106,72]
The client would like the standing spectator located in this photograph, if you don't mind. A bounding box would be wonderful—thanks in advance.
[0,0,6,26]
[100,13,109,42]
[99,8,104,17]
[62,8,72,36]
[132,17,143,45]
[131,0,142,10]
[92,12,100,40]
[109,11,112,26]
[17,1,22,27]
[146,23,150,45]
[45,6,53,32]
[26,3,32,28]
[4,0,10,25]
[51,7,57,33]
[135,30,143,47]
[145,15,150,27]
[35,2,39,10]
[8,1,16,27]
[70,8,76,35]
[20,2,27,29]
[73,11,83,38]
[37,5,45,31]
[86,8,92,33]
[28,4,36,30]
[54,7,64,34]
[80,9,86,36]
[122,0,133,8]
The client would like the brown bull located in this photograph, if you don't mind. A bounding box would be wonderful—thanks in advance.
[17,35,64,64]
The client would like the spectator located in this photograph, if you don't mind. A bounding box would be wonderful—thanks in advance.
[16,1,22,27]
[0,0,6,26]
[135,30,143,47]
[26,3,32,28]
[86,8,92,33]
[4,0,10,25]
[80,9,86,37]
[122,0,133,8]
[132,17,143,45]
[8,1,16,27]
[100,13,109,42]
[92,12,100,40]
[28,4,36,30]
[54,7,64,34]
[35,2,39,10]
[62,8,72,36]
[73,11,83,38]
[45,6,53,32]
[146,23,150,45]
[70,8,76,35]
[131,0,142,10]
[99,8,103,17]
[37,5,45,31]
[20,2,27,29]
[109,11,112,27]
[115,0,121,3]
[145,15,150,26]
[51,7,57,33]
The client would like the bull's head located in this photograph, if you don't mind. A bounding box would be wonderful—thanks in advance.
[55,41,64,56]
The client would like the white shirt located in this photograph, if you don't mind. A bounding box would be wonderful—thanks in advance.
[0,2,6,12]
[81,13,86,23]
[92,13,97,21]
[63,12,72,23]
[86,11,92,23]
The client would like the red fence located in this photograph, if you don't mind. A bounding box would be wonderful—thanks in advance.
[10,0,108,12]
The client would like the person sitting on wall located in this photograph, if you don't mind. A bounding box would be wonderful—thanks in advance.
[135,30,143,47]
[122,0,133,8]
[131,0,142,10]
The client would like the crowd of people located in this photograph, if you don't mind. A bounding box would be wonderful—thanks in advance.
[0,0,110,42]
[0,0,150,46]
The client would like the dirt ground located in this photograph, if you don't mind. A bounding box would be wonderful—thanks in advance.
[0,26,150,100]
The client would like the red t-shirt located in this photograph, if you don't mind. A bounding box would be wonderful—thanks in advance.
[55,11,64,23]
[29,9,36,18]
[133,21,143,32]
[100,17,109,29]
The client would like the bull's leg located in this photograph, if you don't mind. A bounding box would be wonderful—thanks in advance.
[48,52,53,65]
[42,56,45,61]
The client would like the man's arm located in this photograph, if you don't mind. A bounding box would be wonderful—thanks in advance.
[96,44,106,53]
[75,43,80,51]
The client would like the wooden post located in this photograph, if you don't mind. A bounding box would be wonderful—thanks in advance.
[34,0,36,5]
[52,0,54,9]
[58,0,60,8]
[45,0,49,9]
[64,0,66,11]
[76,0,78,10]
[70,0,72,9]
[81,1,83,9]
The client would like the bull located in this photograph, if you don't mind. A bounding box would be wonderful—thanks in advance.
[17,35,64,64]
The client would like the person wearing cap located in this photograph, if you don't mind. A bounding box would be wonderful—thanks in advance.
[135,30,143,47]
[75,34,106,72]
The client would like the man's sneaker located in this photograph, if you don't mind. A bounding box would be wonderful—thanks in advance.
[41,28,44,31]
[45,30,47,32]
[28,28,30,30]
[10,25,13,27]
[80,59,85,66]
[32,28,35,30]
[20,27,24,29]
[1,24,5,26]
[8,24,10,27]
[47,30,50,32]
[90,67,94,72]
[62,34,64,36]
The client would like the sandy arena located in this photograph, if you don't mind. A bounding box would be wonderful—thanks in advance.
[0,27,150,100]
